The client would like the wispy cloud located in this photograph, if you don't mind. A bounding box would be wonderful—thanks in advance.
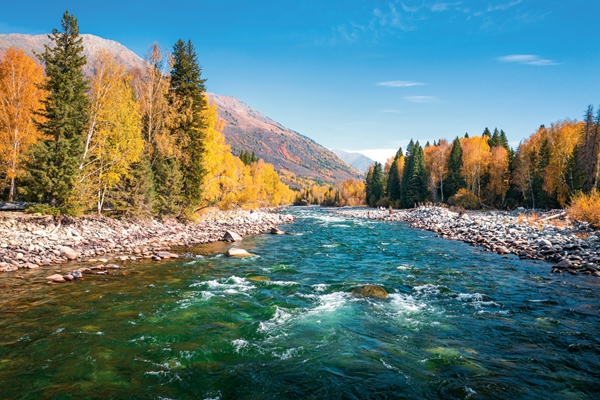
[373,4,411,30]
[405,95,441,103]
[377,80,425,87]
[498,54,558,66]
[474,0,522,16]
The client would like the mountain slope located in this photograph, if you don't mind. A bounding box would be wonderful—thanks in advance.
[207,94,361,185]
[0,33,145,73]
[331,149,374,174]
[0,33,360,185]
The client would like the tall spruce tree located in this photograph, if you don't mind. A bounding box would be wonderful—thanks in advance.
[386,147,403,204]
[443,137,465,200]
[401,142,427,208]
[168,39,207,216]
[24,11,89,207]
[368,162,385,207]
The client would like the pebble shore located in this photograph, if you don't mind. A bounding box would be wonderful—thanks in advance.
[0,208,295,281]
[337,206,600,277]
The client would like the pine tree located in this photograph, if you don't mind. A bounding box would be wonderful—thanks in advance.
[488,128,500,147]
[386,147,403,204]
[401,142,427,208]
[369,162,384,206]
[24,11,89,208]
[168,39,207,216]
[443,137,465,200]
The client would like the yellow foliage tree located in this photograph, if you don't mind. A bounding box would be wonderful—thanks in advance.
[0,47,46,201]
[461,136,490,199]
[81,50,144,212]
[200,98,293,210]
[487,145,509,204]
[424,139,450,202]
[543,121,583,206]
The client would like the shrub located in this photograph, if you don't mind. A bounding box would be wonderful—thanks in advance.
[567,189,600,228]
[25,204,61,216]
[448,188,479,210]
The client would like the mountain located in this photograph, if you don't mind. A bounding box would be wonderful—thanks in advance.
[207,94,361,185]
[0,33,145,73]
[0,33,361,186]
[331,149,374,174]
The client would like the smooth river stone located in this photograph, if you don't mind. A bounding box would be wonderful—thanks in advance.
[226,248,252,257]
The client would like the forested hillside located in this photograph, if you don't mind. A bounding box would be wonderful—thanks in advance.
[0,12,293,219]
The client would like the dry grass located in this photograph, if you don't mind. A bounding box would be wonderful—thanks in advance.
[568,189,600,229]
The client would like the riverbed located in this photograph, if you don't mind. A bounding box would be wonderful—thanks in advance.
[0,207,599,399]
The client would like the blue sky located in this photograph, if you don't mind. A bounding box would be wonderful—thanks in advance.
[2,1,599,163]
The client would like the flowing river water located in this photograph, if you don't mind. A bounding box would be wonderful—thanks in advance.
[0,207,599,399]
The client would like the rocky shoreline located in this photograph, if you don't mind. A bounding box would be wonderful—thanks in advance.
[337,206,600,277]
[0,208,295,281]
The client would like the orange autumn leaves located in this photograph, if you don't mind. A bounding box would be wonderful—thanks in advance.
[0,46,293,211]
[0,48,47,202]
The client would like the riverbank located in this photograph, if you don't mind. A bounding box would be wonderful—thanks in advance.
[337,206,600,277]
[0,208,295,276]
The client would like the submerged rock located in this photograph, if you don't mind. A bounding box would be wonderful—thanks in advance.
[351,285,390,299]
[226,248,252,257]
[270,227,286,235]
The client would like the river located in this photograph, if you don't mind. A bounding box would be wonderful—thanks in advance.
[0,207,599,399]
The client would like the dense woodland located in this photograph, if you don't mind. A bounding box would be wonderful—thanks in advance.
[0,12,293,219]
[364,119,600,212]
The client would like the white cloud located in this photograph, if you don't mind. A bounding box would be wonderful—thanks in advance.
[498,54,557,66]
[376,80,425,87]
[405,95,441,103]
[430,2,463,12]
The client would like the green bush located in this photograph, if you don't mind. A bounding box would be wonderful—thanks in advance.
[25,204,61,216]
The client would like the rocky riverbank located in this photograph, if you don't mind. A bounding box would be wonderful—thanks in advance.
[0,208,295,280]
[337,206,600,277]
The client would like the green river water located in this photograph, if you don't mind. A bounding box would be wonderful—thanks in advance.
[0,207,599,399]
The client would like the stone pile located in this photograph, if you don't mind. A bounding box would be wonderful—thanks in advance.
[337,206,600,277]
[0,209,295,275]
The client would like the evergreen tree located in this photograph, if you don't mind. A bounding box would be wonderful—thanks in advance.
[499,130,510,152]
[369,162,385,206]
[482,127,492,140]
[365,165,373,205]
[24,11,89,207]
[110,154,155,217]
[251,151,257,163]
[386,147,403,204]
[401,142,427,208]
[443,137,465,200]
[168,39,207,216]
[488,128,500,147]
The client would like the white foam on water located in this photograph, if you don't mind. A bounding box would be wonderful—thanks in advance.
[396,263,413,270]
[309,292,350,315]
[388,293,424,314]
[258,306,294,332]
[322,244,340,248]
[413,284,441,296]
[191,276,255,295]
[231,339,249,353]
[273,346,303,360]
[311,283,329,292]
[265,280,299,286]
[456,293,483,302]
[53,327,65,335]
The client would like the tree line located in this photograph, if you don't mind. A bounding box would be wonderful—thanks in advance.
[365,119,600,210]
[0,11,293,219]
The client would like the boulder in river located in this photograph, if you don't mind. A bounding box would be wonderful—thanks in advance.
[351,285,390,299]
[223,231,243,242]
[226,248,252,257]
[270,227,286,235]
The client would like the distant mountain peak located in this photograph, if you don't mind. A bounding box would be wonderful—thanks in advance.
[331,149,374,174]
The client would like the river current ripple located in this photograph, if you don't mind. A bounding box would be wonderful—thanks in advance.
[0,207,599,399]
